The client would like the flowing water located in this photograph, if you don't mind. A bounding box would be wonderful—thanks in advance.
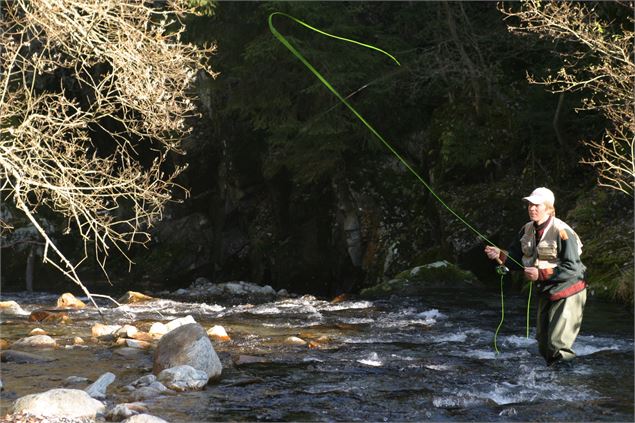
[0,287,633,422]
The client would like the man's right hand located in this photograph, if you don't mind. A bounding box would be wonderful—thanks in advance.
[484,245,501,261]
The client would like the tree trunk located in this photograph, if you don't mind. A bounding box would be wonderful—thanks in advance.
[25,245,34,292]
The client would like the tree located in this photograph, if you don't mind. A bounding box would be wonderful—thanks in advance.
[0,0,216,306]
[500,0,634,195]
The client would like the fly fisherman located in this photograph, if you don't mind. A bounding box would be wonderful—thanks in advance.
[484,187,587,366]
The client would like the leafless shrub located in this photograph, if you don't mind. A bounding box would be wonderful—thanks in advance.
[500,0,634,195]
[0,0,217,307]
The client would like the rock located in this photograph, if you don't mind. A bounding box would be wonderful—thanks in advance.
[13,335,57,348]
[12,388,105,420]
[106,402,149,421]
[207,325,230,342]
[130,374,156,388]
[117,325,139,338]
[1,350,55,363]
[122,414,169,423]
[85,372,115,399]
[0,300,29,316]
[164,315,196,333]
[28,310,69,323]
[91,323,122,337]
[0,339,10,350]
[153,323,222,381]
[148,322,167,337]
[29,328,47,336]
[125,339,152,349]
[118,291,155,304]
[56,293,86,309]
[284,336,307,346]
[73,336,85,345]
[131,332,155,342]
[158,365,208,392]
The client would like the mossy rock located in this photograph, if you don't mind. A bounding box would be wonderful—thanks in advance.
[360,261,480,299]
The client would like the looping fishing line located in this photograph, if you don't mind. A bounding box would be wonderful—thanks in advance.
[268,12,531,351]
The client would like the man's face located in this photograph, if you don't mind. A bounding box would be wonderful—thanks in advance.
[527,201,549,224]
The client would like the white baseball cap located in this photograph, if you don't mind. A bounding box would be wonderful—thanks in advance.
[523,187,555,205]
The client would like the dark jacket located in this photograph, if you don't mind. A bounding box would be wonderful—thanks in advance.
[504,218,587,301]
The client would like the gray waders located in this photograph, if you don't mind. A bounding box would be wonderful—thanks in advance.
[536,289,587,365]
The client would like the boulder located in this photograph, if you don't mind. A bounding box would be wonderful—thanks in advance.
[0,300,29,316]
[153,323,222,381]
[56,293,86,309]
[12,388,105,420]
[13,335,57,348]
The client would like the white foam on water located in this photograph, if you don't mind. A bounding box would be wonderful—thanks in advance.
[424,364,453,371]
[431,333,467,343]
[501,335,536,348]
[357,351,383,367]
[321,301,374,311]
[416,309,447,320]
[337,317,375,325]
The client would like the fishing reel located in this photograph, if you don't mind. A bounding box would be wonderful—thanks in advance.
[495,264,510,276]
[495,258,509,275]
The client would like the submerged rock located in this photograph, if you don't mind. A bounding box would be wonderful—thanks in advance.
[1,350,55,364]
[360,261,480,299]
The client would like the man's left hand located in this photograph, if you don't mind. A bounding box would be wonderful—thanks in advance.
[524,267,539,281]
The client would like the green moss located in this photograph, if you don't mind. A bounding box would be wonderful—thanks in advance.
[360,261,478,299]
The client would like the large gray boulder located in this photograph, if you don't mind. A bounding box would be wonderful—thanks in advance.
[12,388,105,419]
[152,323,222,381]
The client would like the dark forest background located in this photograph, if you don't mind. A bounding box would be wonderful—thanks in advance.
[2,2,632,305]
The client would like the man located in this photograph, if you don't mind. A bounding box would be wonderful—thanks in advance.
[484,187,587,365]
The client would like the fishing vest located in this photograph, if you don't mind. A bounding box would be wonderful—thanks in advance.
[520,217,583,269]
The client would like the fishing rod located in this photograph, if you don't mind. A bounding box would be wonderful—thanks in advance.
[268,12,531,353]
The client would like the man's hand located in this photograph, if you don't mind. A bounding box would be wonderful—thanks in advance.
[484,246,501,260]
[524,267,539,281]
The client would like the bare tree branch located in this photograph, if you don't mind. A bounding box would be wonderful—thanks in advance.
[500,0,634,196]
[0,0,217,307]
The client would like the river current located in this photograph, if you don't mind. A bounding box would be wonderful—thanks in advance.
[0,287,633,422]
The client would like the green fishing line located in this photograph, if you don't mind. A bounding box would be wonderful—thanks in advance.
[494,272,505,354]
[268,12,532,350]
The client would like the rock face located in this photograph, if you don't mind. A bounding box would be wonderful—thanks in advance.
[152,323,222,381]
[12,388,105,419]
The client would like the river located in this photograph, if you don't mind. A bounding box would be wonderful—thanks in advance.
[0,287,633,422]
